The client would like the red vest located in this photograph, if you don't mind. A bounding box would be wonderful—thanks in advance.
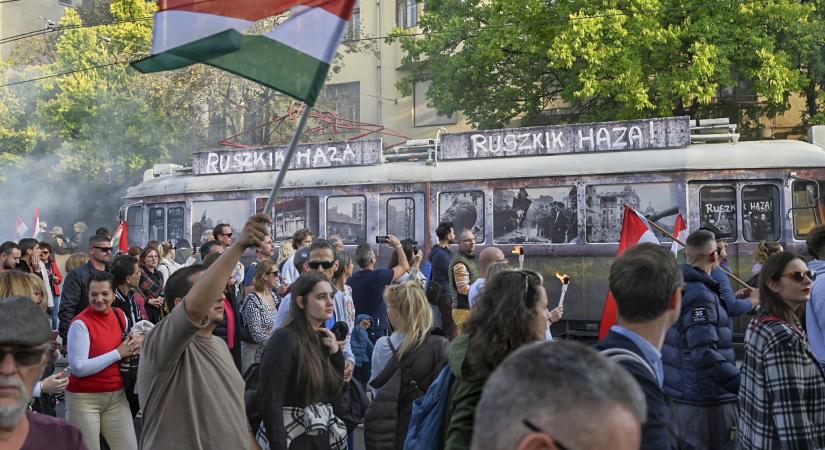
[67,307,126,393]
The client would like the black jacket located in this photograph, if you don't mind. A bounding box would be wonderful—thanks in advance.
[58,262,108,343]
[595,330,679,450]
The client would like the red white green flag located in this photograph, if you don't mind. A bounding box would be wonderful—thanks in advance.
[132,0,357,106]
[111,221,129,253]
[670,213,687,261]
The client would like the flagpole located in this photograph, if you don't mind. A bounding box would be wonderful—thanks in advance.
[642,211,754,289]
[263,105,312,215]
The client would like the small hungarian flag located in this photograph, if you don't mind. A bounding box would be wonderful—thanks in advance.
[32,208,41,239]
[132,0,358,106]
[671,213,687,262]
[111,221,129,253]
[599,205,660,340]
[15,217,29,239]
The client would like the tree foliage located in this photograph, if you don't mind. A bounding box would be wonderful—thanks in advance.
[394,0,823,130]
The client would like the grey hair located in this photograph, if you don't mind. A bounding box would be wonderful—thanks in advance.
[354,243,373,269]
[471,341,646,450]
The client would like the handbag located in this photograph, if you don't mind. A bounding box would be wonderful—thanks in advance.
[114,309,140,394]
[333,378,369,433]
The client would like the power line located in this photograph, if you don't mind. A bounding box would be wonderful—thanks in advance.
[0,60,129,88]
[0,16,153,46]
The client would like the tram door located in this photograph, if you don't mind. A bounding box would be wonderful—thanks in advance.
[378,192,425,263]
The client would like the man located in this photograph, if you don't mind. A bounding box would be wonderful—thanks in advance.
[0,296,86,450]
[449,229,479,329]
[67,221,87,252]
[214,224,244,294]
[662,230,740,450]
[701,227,758,317]
[595,243,683,450]
[472,341,646,450]
[348,235,409,342]
[280,228,314,285]
[243,235,275,296]
[58,235,112,343]
[328,235,345,253]
[16,238,54,312]
[199,240,223,261]
[137,215,270,450]
[427,221,455,335]
[806,224,825,368]
[467,246,507,308]
[0,241,21,272]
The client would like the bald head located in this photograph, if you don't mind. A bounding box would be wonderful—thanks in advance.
[479,247,506,277]
[458,229,476,255]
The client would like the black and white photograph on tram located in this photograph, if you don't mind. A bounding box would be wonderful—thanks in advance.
[585,183,679,243]
[438,191,485,242]
[742,185,781,241]
[699,186,738,239]
[493,187,578,244]
[190,200,251,245]
[256,196,320,242]
[326,195,367,244]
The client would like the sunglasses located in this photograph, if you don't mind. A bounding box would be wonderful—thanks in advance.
[221,233,233,238]
[93,247,113,253]
[267,271,280,276]
[0,346,47,366]
[307,260,335,270]
[782,270,817,282]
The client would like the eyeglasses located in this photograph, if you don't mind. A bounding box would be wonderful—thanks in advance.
[307,260,335,270]
[782,270,817,282]
[93,247,113,253]
[0,346,47,366]
[523,419,572,450]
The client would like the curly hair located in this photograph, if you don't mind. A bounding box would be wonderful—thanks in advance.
[461,269,546,371]
[755,240,783,264]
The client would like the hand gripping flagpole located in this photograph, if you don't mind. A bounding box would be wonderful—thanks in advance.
[263,104,312,215]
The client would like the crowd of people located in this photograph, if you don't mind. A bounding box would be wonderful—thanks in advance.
[1,213,824,450]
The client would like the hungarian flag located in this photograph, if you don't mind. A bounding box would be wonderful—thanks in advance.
[15,217,29,239]
[598,205,660,340]
[132,0,357,106]
[670,213,687,261]
[111,221,129,253]
[32,208,41,239]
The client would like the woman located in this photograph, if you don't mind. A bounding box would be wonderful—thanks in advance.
[277,239,296,272]
[39,241,63,302]
[139,246,165,323]
[748,240,783,284]
[390,240,425,288]
[739,252,825,449]
[259,273,347,450]
[157,241,182,284]
[444,270,551,450]
[66,272,142,450]
[332,253,356,336]
[65,253,89,274]
[110,254,148,416]
[241,259,280,372]
[365,281,449,450]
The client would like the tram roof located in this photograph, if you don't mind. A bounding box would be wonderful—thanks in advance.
[125,139,825,199]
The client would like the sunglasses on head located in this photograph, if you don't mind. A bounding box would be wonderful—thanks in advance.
[307,260,335,270]
[782,270,817,282]
[0,346,47,366]
[94,246,113,253]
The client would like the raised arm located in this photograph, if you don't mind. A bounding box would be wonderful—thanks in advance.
[388,235,410,281]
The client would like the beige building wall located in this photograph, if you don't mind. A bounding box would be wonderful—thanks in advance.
[0,0,71,60]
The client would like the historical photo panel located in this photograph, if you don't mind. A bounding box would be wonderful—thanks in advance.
[742,184,780,242]
[586,183,678,243]
[493,187,578,244]
[257,196,320,243]
[326,196,367,244]
[439,191,485,243]
[699,186,738,239]
[191,200,252,246]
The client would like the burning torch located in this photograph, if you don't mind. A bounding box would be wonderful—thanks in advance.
[555,272,571,308]
[512,246,524,269]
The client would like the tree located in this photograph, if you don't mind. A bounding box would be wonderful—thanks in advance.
[394,0,820,130]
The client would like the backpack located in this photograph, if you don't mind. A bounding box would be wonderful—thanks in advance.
[403,364,455,450]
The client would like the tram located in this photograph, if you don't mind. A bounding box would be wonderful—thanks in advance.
[122,116,825,340]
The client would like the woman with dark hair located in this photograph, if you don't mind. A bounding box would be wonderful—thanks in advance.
[259,272,347,450]
[139,247,165,323]
[389,239,425,288]
[444,269,551,450]
[241,259,280,372]
[739,252,825,449]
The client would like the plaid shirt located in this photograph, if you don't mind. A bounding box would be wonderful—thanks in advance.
[739,315,825,450]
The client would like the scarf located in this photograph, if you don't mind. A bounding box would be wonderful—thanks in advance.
[256,403,347,450]
[140,268,163,299]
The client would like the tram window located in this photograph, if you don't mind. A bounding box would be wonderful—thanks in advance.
[439,191,485,243]
[167,207,185,241]
[493,187,577,244]
[699,186,738,240]
[327,196,367,244]
[126,206,143,245]
[585,183,678,243]
[148,207,166,242]
[792,181,820,239]
[258,197,320,243]
[742,185,780,242]
[386,198,415,240]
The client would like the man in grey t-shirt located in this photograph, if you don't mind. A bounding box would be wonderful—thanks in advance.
[138,214,270,450]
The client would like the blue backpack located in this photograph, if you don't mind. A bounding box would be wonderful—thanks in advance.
[404,364,455,450]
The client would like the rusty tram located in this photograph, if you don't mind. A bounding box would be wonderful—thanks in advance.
[122,116,825,340]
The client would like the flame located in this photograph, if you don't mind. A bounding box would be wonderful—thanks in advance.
[555,272,570,285]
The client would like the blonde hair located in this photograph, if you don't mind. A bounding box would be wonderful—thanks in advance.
[0,271,46,308]
[755,240,782,264]
[65,253,89,273]
[384,281,432,359]
[253,260,277,293]
[277,239,296,267]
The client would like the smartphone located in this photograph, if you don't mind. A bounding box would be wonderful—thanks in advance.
[375,235,389,244]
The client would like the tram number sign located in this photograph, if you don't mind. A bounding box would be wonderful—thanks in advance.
[438,116,690,160]
[193,139,383,175]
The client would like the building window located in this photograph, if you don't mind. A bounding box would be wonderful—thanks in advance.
[742,185,780,242]
[585,183,678,243]
[318,82,360,122]
[699,186,738,240]
[386,198,415,240]
[346,0,360,40]
[493,187,578,244]
[438,191,485,243]
[327,196,367,244]
[413,80,457,127]
[148,206,166,242]
[397,0,422,28]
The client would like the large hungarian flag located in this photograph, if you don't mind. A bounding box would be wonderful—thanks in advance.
[111,221,129,253]
[598,205,660,340]
[132,0,357,106]
[670,213,687,262]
